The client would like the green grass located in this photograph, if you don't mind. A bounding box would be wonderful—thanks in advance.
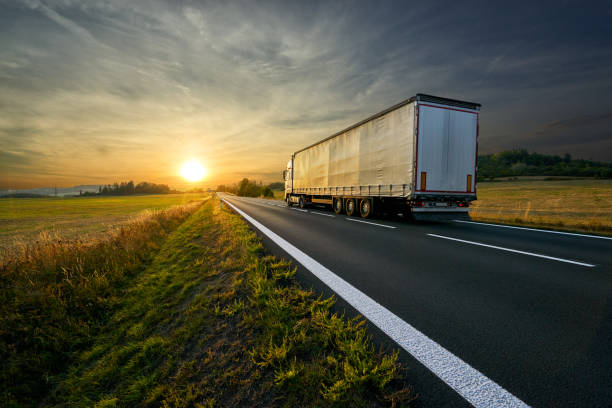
[472,179,612,235]
[0,200,205,407]
[0,193,209,252]
[30,197,412,407]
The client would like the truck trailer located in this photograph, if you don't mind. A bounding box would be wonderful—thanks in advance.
[282,94,480,220]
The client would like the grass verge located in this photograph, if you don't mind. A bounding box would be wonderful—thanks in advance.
[45,197,413,407]
[0,201,205,407]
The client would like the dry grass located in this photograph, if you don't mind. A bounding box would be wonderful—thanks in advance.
[46,198,412,407]
[1,196,412,407]
[272,189,285,200]
[264,180,612,236]
[471,179,612,235]
[0,200,204,407]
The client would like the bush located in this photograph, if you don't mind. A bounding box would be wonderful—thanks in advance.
[261,187,274,198]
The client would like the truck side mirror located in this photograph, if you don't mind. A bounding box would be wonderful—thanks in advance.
[282,170,287,180]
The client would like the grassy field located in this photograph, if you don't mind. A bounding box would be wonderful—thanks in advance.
[0,193,209,252]
[1,199,204,407]
[270,180,612,235]
[1,196,412,407]
[471,179,612,235]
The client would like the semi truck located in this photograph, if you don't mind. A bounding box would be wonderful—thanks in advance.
[282,94,480,220]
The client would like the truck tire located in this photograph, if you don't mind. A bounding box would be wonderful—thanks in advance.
[359,198,372,218]
[298,196,305,209]
[286,196,292,207]
[345,198,356,216]
[333,197,343,214]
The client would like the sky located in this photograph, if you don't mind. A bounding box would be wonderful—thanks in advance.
[1,0,611,189]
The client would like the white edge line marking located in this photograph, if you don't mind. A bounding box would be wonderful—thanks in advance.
[454,219,612,241]
[222,198,529,408]
[311,211,335,217]
[428,234,595,267]
[346,217,396,229]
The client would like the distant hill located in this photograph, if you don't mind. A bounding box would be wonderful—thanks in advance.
[477,150,612,180]
[0,185,100,197]
[0,193,49,198]
[0,182,176,197]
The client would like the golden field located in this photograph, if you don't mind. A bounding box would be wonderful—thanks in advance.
[270,179,612,235]
[471,179,612,235]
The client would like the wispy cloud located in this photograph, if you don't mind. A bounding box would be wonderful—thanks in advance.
[23,0,110,49]
[1,0,611,189]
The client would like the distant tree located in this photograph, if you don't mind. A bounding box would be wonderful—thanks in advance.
[477,149,612,180]
[237,178,263,197]
[261,186,274,198]
[95,181,172,196]
[267,182,284,190]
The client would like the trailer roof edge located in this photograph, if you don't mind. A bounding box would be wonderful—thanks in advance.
[416,94,481,110]
[293,94,480,156]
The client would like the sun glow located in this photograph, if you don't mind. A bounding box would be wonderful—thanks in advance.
[180,160,207,182]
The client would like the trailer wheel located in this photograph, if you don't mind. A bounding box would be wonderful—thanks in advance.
[345,198,356,216]
[359,198,372,218]
[298,196,305,209]
[333,197,343,214]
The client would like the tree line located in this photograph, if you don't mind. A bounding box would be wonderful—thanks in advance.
[477,150,612,180]
[216,179,283,198]
[82,181,176,196]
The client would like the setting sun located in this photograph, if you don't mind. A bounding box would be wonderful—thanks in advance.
[180,160,207,182]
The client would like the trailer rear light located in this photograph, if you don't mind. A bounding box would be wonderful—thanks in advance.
[457,202,469,207]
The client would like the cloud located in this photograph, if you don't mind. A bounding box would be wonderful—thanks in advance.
[23,0,108,49]
[1,1,611,188]
[0,150,36,167]
[545,113,612,130]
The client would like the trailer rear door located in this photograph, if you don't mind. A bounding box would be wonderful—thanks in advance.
[415,102,478,194]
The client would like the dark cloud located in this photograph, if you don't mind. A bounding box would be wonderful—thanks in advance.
[95,145,110,155]
[0,0,611,188]
[545,113,612,130]
[0,150,35,167]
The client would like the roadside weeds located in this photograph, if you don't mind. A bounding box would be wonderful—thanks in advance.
[41,198,414,406]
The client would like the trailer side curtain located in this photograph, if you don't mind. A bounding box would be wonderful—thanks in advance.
[293,103,414,197]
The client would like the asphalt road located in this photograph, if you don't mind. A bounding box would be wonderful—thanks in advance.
[218,194,612,407]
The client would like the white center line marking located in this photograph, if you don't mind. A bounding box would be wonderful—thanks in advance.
[454,219,612,240]
[290,207,308,212]
[222,198,529,408]
[428,233,595,267]
[346,218,396,229]
[311,211,335,217]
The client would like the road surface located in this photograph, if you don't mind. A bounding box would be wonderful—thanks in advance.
[219,193,612,407]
